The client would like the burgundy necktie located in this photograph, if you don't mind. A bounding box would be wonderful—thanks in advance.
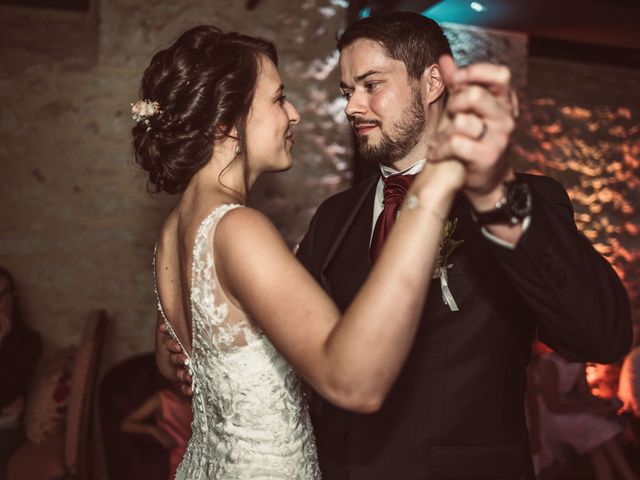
[370,173,416,263]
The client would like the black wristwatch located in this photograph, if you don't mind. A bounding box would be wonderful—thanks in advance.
[471,177,532,226]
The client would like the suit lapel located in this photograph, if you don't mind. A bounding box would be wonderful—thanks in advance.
[320,176,378,274]
[320,177,377,311]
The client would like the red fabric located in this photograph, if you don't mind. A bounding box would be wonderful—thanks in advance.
[158,388,192,476]
[370,174,416,263]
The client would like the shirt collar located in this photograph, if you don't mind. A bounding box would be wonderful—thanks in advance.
[379,159,427,179]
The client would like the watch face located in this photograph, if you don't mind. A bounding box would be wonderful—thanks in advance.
[506,180,532,218]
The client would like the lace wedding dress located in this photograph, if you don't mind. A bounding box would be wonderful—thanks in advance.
[155,204,320,479]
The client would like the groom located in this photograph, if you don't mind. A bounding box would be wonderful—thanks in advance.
[162,12,631,479]
[294,12,631,479]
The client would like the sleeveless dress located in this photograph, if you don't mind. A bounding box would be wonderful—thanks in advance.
[154,204,320,479]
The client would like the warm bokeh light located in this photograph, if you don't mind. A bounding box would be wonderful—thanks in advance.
[512,96,640,321]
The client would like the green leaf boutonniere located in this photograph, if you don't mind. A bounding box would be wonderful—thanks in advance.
[433,218,463,311]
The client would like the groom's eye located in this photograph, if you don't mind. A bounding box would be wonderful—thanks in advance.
[365,82,379,92]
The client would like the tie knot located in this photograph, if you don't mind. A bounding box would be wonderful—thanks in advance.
[382,174,415,206]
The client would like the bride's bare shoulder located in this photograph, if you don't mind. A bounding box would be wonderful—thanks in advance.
[215,206,284,253]
[217,206,276,236]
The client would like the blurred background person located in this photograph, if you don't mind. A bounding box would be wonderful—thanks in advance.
[530,340,638,479]
[120,383,192,478]
[0,267,42,479]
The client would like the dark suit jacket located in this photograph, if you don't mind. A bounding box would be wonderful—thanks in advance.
[296,173,631,480]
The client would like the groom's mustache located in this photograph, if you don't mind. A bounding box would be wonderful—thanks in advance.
[348,117,382,129]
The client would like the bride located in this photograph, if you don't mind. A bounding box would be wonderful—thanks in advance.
[134,25,463,479]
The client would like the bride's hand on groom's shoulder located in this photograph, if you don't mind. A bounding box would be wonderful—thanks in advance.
[159,323,193,396]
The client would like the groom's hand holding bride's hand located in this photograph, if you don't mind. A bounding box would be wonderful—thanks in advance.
[429,54,523,244]
[429,55,517,199]
[159,322,193,396]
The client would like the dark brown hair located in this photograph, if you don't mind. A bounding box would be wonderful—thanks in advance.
[337,12,452,79]
[132,25,277,194]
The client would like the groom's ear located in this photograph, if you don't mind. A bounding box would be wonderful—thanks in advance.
[421,64,446,104]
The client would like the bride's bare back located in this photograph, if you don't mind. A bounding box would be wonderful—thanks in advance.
[155,192,260,354]
[155,196,321,479]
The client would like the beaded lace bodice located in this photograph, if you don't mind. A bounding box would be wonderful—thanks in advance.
[155,204,320,479]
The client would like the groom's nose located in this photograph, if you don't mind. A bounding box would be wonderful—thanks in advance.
[345,90,368,117]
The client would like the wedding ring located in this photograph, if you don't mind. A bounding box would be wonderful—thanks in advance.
[475,120,488,141]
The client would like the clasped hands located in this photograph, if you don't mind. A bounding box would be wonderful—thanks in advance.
[427,54,519,213]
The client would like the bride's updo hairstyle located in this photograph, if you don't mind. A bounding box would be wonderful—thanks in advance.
[132,25,277,194]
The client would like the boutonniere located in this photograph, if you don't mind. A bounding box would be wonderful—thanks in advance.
[433,217,464,311]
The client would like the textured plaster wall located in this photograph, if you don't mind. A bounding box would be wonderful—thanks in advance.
[0,1,638,378]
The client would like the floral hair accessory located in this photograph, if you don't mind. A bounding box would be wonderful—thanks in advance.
[131,99,161,125]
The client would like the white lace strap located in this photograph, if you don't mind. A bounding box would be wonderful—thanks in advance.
[153,242,192,367]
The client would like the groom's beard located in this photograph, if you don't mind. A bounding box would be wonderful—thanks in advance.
[352,88,426,166]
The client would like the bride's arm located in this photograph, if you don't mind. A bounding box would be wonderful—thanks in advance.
[216,160,464,413]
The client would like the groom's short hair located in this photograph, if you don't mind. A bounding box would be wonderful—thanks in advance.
[337,12,452,80]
